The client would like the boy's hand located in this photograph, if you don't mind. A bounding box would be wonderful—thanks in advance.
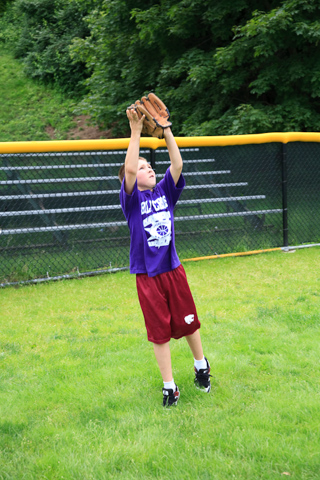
[126,107,145,136]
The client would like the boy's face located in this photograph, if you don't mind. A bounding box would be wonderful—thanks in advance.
[137,159,156,191]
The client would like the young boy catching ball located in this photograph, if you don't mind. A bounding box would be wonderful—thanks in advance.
[119,94,211,407]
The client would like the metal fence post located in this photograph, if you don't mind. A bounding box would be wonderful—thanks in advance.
[281,143,289,248]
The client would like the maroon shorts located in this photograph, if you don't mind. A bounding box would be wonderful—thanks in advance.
[136,264,201,344]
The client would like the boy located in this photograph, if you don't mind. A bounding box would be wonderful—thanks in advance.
[119,106,211,407]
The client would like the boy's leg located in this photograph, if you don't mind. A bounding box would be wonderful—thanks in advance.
[153,342,173,382]
[153,342,180,406]
[186,329,212,393]
[185,329,204,360]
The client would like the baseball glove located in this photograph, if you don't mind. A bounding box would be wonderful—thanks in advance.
[129,93,172,139]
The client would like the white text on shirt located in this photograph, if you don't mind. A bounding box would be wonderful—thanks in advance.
[140,195,168,215]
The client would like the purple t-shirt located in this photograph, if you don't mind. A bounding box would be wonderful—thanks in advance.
[120,167,185,277]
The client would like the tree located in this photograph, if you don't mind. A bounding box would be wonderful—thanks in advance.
[189,0,320,134]
[71,0,282,134]
[11,0,92,95]
[3,0,320,134]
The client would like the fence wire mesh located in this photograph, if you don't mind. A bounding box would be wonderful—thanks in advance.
[286,142,320,246]
[0,141,318,284]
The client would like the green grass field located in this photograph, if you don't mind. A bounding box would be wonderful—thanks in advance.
[1,247,319,479]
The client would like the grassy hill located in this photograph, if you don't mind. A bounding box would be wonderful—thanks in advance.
[0,47,111,142]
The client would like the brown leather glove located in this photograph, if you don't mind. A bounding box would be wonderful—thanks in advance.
[128,93,172,139]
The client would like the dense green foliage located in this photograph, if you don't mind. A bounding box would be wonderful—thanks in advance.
[0,0,14,14]
[70,0,284,134]
[210,0,320,134]
[1,0,320,135]
[0,0,91,95]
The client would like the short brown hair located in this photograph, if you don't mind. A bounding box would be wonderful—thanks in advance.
[118,163,125,183]
[118,157,148,184]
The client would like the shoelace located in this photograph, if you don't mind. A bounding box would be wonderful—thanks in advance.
[163,388,178,406]
[196,369,212,386]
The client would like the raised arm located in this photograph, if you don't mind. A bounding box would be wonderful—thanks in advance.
[124,108,145,195]
[163,128,183,186]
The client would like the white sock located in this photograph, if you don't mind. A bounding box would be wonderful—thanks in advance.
[194,357,207,371]
[163,379,175,391]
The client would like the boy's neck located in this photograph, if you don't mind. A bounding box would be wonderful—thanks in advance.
[138,187,154,192]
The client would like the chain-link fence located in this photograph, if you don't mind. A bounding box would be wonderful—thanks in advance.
[0,137,319,285]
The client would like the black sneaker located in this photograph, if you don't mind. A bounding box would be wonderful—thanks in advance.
[194,357,212,393]
[162,385,180,407]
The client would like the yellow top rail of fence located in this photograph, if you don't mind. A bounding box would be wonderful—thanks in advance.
[1,132,320,154]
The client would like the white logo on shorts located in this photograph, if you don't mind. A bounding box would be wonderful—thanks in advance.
[184,314,195,325]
